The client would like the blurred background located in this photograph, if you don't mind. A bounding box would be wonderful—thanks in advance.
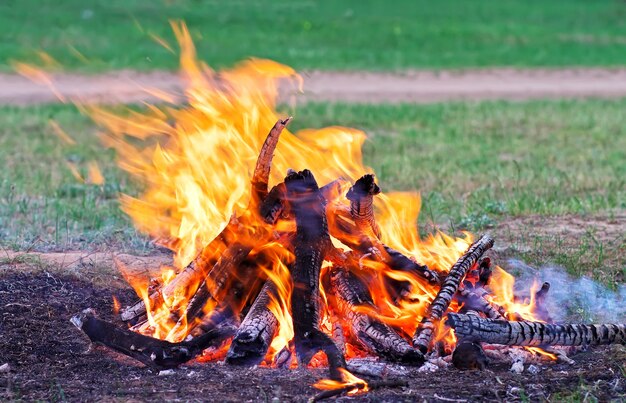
[0,0,624,287]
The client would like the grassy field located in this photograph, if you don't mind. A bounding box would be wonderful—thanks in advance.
[2,0,626,72]
[0,100,624,283]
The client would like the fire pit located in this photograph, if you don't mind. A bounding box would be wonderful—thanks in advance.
[21,23,622,400]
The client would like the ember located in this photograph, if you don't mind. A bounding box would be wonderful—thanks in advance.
[59,22,624,400]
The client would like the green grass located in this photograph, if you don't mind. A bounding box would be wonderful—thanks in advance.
[0,100,624,283]
[0,105,147,252]
[290,100,626,226]
[2,0,626,72]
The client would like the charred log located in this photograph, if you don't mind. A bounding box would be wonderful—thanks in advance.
[346,174,382,240]
[285,169,346,380]
[324,268,423,365]
[413,234,495,353]
[452,340,489,370]
[456,288,505,319]
[169,242,253,338]
[251,117,292,203]
[226,280,279,365]
[259,183,286,224]
[71,309,235,370]
[447,313,626,347]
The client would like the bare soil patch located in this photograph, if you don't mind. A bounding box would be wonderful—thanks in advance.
[3,68,626,105]
[1,254,624,401]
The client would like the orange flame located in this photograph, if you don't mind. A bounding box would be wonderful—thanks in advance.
[17,21,555,366]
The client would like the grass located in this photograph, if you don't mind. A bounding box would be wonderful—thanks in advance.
[0,99,624,282]
[0,104,147,253]
[2,0,626,72]
[291,100,626,224]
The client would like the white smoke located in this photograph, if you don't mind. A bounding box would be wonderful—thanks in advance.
[503,259,626,323]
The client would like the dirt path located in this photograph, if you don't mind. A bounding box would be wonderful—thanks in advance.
[3,68,626,105]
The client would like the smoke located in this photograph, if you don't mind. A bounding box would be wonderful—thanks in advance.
[503,259,626,323]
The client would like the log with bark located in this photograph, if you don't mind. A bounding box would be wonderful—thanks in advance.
[447,313,626,347]
[225,280,279,365]
[323,268,424,364]
[413,234,495,353]
[285,169,346,380]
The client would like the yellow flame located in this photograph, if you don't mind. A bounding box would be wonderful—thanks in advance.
[17,21,553,358]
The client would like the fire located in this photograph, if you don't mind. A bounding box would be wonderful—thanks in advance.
[313,367,369,396]
[18,21,555,372]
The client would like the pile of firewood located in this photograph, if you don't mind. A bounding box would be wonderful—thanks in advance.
[71,118,626,388]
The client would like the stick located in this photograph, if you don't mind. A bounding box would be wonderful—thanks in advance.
[226,280,279,365]
[285,169,346,380]
[413,235,494,353]
[324,268,423,364]
[71,309,235,370]
[447,313,626,346]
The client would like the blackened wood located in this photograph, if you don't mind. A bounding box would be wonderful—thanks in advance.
[382,245,440,285]
[169,243,254,338]
[346,174,382,239]
[70,309,235,370]
[324,268,423,365]
[226,280,279,365]
[251,117,292,203]
[190,254,265,337]
[412,234,495,353]
[476,256,492,288]
[285,169,346,380]
[447,313,626,346]
[259,183,286,224]
[452,340,489,370]
[456,288,505,319]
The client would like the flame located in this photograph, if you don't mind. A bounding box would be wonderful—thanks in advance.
[18,21,559,373]
[313,367,369,396]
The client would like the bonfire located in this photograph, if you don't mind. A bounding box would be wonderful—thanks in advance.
[23,23,622,400]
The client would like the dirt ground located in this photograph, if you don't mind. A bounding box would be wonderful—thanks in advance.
[3,68,626,105]
[1,246,625,401]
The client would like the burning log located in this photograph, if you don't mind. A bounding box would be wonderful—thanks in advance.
[346,174,382,240]
[413,234,495,353]
[225,280,279,365]
[334,175,439,285]
[71,309,235,370]
[121,118,292,323]
[447,313,626,347]
[170,242,253,338]
[323,268,424,364]
[285,169,346,379]
[456,288,505,319]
